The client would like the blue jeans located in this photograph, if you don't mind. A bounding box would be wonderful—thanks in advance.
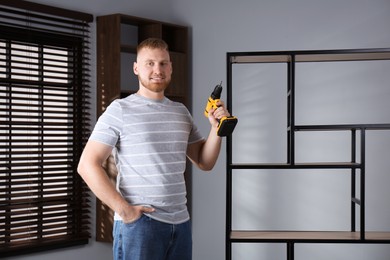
[113,215,192,260]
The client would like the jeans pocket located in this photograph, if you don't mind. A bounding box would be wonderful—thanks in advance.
[123,213,145,226]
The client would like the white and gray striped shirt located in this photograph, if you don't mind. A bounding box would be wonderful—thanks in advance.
[89,94,204,224]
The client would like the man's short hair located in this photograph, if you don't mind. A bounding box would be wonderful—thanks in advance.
[137,38,169,54]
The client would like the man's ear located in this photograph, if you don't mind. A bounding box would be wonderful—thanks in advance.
[133,62,138,75]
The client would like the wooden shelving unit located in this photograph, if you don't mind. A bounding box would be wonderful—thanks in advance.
[231,231,390,243]
[96,13,189,242]
[225,48,390,260]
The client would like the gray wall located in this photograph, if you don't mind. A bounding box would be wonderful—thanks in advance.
[11,0,390,259]
[169,1,390,259]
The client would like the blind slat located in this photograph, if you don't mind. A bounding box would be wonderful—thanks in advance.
[1,178,78,184]
[0,127,85,133]
[0,83,85,92]
[0,197,90,212]
[0,182,74,193]
[0,166,74,174]
[0,78,91,88]
[1,199,90,211]
[0,206,87,220]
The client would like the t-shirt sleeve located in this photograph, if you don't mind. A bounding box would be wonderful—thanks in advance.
[189,123,205,144]
[88,100,123,147]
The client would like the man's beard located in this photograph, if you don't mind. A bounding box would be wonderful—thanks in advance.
[139,76,171,93]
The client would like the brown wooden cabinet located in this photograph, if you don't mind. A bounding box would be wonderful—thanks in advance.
[96,13,190,242]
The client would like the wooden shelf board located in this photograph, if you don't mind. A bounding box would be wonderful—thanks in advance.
[229,49,390,63]
[230,162,361,169]
[230,231,390,242]
[295,124,390,131]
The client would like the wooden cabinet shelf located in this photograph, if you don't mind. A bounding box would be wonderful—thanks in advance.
[230,162,362,169]
[294,123,390,131]
[230,231,390,243]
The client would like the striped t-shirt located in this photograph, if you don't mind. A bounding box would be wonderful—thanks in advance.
[89,94,205,224]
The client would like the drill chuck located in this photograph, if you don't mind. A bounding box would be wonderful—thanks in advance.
[211,83,222,99]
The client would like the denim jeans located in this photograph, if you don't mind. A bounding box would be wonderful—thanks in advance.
[113,215,192,260]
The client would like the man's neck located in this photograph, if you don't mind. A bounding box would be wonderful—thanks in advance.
[137,86,165,100]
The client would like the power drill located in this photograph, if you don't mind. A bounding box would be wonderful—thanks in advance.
[204,82,238,136]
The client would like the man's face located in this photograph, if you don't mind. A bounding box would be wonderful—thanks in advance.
[133,47,172,93]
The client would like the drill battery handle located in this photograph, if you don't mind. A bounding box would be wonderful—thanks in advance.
[204,82,238,136]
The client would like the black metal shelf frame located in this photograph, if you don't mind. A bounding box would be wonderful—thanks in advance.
[225,48,390,260]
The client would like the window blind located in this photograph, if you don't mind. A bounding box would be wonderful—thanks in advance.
[0,1,92,257]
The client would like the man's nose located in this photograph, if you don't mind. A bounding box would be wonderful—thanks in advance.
[153,64,164,73]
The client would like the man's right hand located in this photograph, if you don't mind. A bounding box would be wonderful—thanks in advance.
[120,204,155,224]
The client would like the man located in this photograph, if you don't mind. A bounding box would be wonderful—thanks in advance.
[78,38,231,260]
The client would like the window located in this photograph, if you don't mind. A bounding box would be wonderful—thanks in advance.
[0,1,92,257]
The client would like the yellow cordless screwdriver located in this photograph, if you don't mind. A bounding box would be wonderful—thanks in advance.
[204,82,238,136]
